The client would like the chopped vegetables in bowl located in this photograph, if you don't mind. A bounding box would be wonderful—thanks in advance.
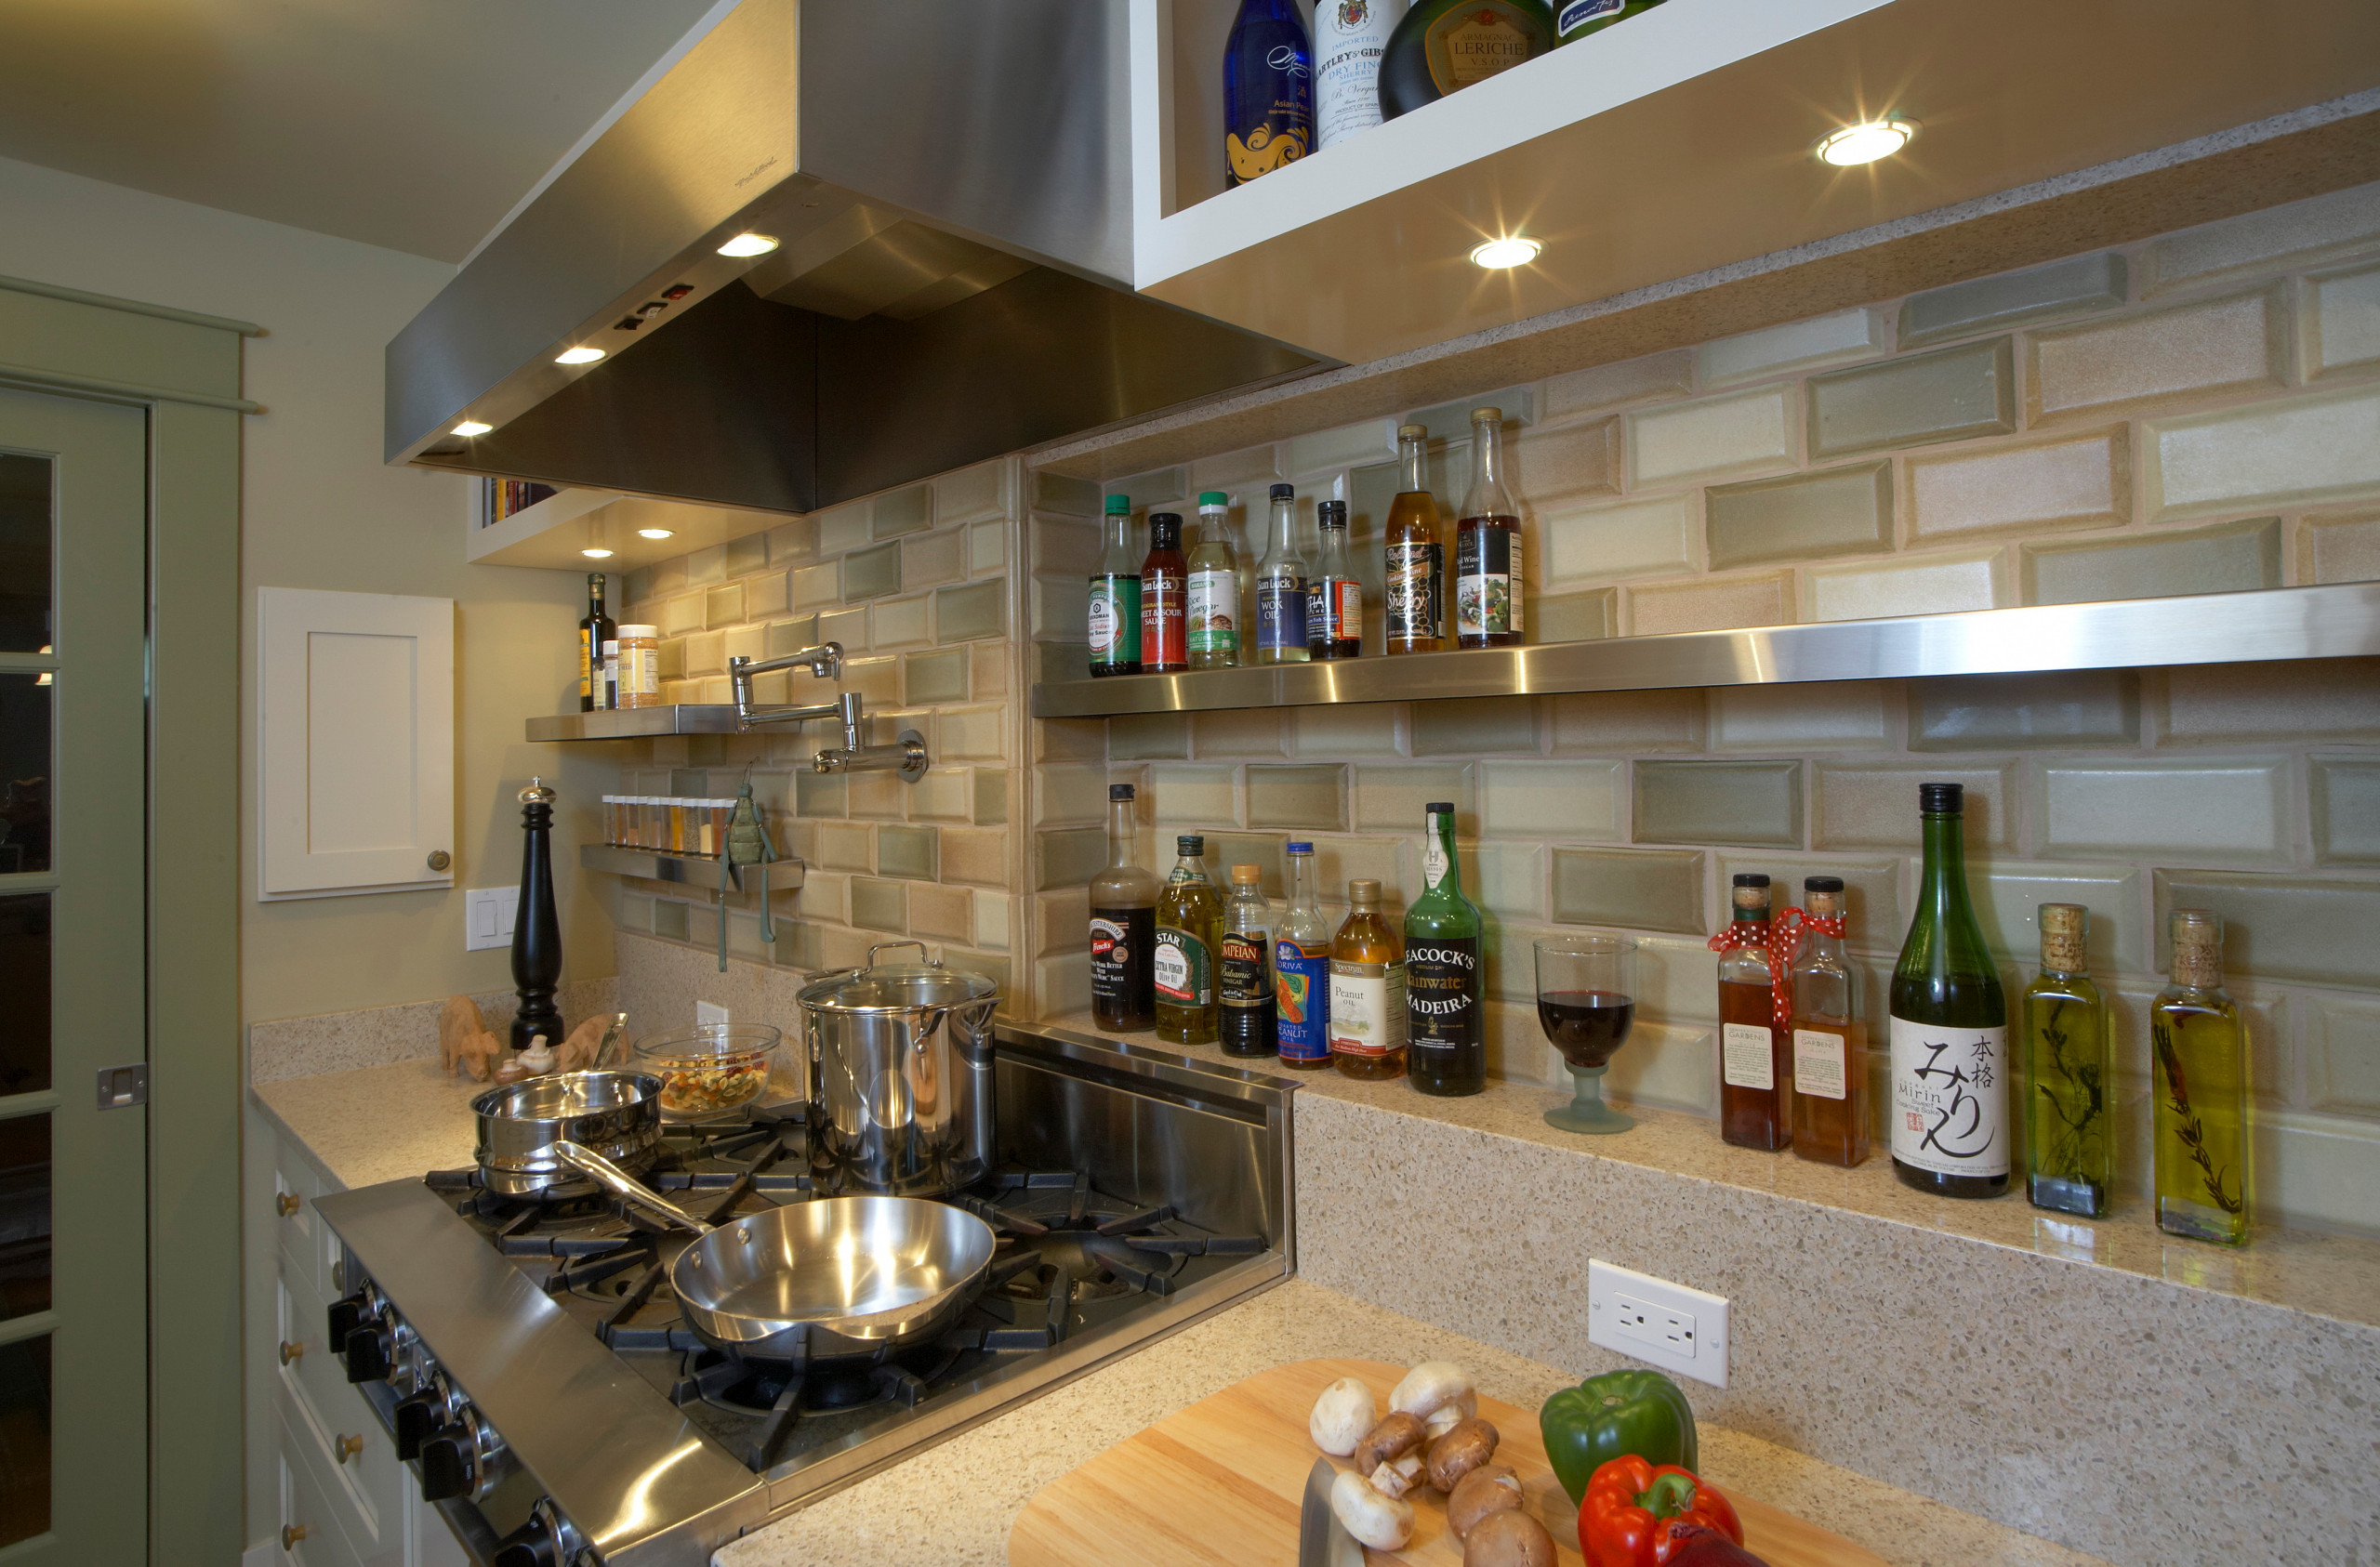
[632,1023,784,1119]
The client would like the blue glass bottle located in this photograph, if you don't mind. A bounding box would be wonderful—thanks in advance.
[1224,0,1315,188]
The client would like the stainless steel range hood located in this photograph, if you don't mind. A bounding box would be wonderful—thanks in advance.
[387,0,1322,514]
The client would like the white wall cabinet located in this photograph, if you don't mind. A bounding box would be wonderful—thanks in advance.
[256,587,454,900]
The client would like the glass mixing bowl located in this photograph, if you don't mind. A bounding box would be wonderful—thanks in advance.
[632,1022,784,1120]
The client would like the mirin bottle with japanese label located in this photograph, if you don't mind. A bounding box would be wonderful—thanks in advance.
[1186,494,1242,669]
[2153,910,2249,1246]
[1154,835,1223,1046]
[1455,407,1523,648]
[1384,422,1443,655]
[1275,841,1333,1070]
[1718,874,1789,1152]
[1406,801,1483,1096]
[2024,902,2110,1217]
[1889,783,2009,1198]
[1253,483,1310,666]
[1789,876,1864,1167]
[1330,878,1407,1080]
[1088,494,1142,678]
[1219,864,1276,1059]
[1089,784,1157,1032]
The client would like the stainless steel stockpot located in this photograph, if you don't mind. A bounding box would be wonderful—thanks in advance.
[470,1070,664,1198]
[796,942,998,1198]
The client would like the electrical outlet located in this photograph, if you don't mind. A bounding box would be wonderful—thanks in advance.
[463,888,518,952]
[695,1000,729,1028]
[1587,1258,1729,1388]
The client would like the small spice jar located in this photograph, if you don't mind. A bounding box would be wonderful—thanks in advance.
[615,624,660,708]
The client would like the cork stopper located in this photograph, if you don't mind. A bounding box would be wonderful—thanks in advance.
[1231,863,1262,884]
[2038,902,2087,973]
[1804,876,1844,918]
[1730,872,1770,917]
[2170,908,2225,989]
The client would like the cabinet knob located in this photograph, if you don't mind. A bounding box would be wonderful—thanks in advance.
[276,1192,301,1218]
[278,1340,303,1366]
[335,1432,364,1464]
[281,1523,307,1550]
[330,1260,344,1291]
[428,849,452,872]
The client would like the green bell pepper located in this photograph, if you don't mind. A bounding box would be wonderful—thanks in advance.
[1540,1369,1699,1508]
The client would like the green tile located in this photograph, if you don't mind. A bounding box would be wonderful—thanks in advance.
[772,919,823,969]
[2313,756,2380,864]
[1634,759,1804,849]
[765,614,821,657]
[1410,695,1540,757]
[1402,387,1535,443]
[795,771,847,816]
[878,824,939,880]
[871,483,933,538]
[767,519,817,561]
[906,649,968,705]
[1246,764,1347,831]
[1714,852,1904,954]
[669,769,708,796]
[1898,253,2129,349]
[1960,860,2146,974]
[1911,670,2140,750]
[1537,588,1617,643]
[2152,869,2380,988]
[2021,518,2279,605]
[652,900,691,942]
[935,580,1007,642]
[1109,712,1191,760]
[1110,467,1185,508]
[1203,833,1288,899]
[843,542,902,601]
[705,583,745,627]
[1033,470,1101,516]
[972,769,1009,825]
[727,532,770,577]
[1037,827,1108,889]
[1353,763,1473,833]
[1808,338,2016,459]
[1550,848,1705,934]
[851,877,909,933]
[1706,463,1891,570]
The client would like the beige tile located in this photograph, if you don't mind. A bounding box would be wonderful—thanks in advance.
[969,639,1009,700]
[818,500,870,552]
[1804,548,2006,623]
[2307,991,2380,1115]
[1352,763,1473,834]
[1029,573,1085,644]
[722,624,766,669]
[2142,182,2380,295]
[1460,840,1546,921]
[1477,758,1621,839]
[2154,657,2380,745]
[1808,338,2016,459]
[1911,670,2138,751]
[1539,492,1698,585]
[1711,681,1893,752]
[2301,505,2380,584]
[1815,761,2017,851]
[1309,836,1412,906]
[1510,417,1619,505]
[969,519,1007,575]
[2144,382,2380,519]
[1245,764,1346,831]
[934,459,1007,525]
[1036,888,1091,954]
[1034,951,1093,1018]
[745,569,790,619]
[2307,260,2380,380]
[845,770,907,822]
[849,878,909,934]
[685,545,728,586]
[1628,573,1792,636]
[974,890,1012,952]
[682,629,726,677]
[910,767,972,823]
[1625,384,1797,487]
[872,594,932,651]
[1191,708,1286,757]
[815,821,872,873]
[2312,755,2380,865]
[935,704,1005,763]
[1289,703,1406,758]
[1547,690,1704,752]
[791,560,840,610]
[2033,756,2292,866]
[1147,763,1240,826]
[972,768,1009,826]
[1543,349,1694,417]
[1110,712,1192,760]
[939,827,1011,889]
[816,607,868,652]
[1699,307,1888,388]
[2021,518,2280,605]
[838,654,898,706]
[1549,847,1705,935]
[2029,288,2285,423]
[1187,442,1283,492]
[1907,429,2128,542]
[766,518,817,561]
[1535,588,1618,643]
[1287,420,1397,476]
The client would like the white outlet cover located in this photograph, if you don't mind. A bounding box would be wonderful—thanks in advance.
[1587,1258,1730,1389]
[463,887,518,952]
[695,1000,729,1028]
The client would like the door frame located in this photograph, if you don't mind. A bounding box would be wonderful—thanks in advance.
[0,274,248,1565]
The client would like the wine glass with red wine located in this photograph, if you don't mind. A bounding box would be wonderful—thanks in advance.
[1537,934,1638,1135]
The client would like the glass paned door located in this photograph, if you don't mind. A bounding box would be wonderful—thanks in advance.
[0,386,149,1565]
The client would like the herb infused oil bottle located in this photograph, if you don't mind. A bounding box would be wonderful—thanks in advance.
[2024,902,2110,1217]
[1406,802,1483,1096]
[1384,422,1443,655]
[1253,483,1310,666]
[1153,836,1223,1045]
[1330,879,1407,1080]
[1219,864,1276,1059]
[1789,876,1864,1167]
[1455,407,1523,648]
[1087,494,1142,678]
[1274,841,1333,1070]
[1717,874,1790,1152]
[2153,910,2249,1245]
[1889,783,2009,1198]
[1089,784,1157,1032]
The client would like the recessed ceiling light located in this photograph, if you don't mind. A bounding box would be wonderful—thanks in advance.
[717,233,780,257]
[555,346,605,365]
[452,419,493,438]
[580,546,615,559]
[1470,236,1541,270]
[636,528,677,540]
[1815,116,1917,166]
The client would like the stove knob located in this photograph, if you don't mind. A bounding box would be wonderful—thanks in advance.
[341,1324,390,1384]
[491,1497,583,1567]
[326,1296,364,1347]
[416,1432,469,1503]
[391,1391,440,1461]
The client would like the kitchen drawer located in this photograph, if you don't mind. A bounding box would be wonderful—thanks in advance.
[275,1402,375,1567]
[273,1136,328,1297]
[276,1264,403,1556]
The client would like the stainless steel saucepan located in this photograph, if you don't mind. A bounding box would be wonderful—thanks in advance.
[549,1139,998,1361]
[470,1071,663,1199]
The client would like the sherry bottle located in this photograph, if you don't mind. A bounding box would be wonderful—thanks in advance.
[1090,784,1157,1032]
[1406,801,1483,1096]
[1888,783,2009,1198]
[1308,499,1360,659]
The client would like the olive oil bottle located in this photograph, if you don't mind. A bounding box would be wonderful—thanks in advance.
[1154,835,1223,1045]
[2153,910,2249,1246]
[2024,903,2110,1218]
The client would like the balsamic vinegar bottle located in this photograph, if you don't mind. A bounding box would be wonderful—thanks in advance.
[578,573,614,712]
[1888,783,2009,1198]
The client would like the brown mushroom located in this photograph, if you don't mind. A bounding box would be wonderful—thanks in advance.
[1348,1411,1426,1476]
[1462,1509,1558,1567]
[1425,1416,1501,1492]
[1445,1465,1524,1538]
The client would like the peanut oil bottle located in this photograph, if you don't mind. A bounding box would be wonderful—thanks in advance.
[1329,879,1407,1079]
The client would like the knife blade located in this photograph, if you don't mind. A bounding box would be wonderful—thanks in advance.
[1297,1457,1367,1567]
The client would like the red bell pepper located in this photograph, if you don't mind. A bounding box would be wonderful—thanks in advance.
[1578,1455,1745,1567]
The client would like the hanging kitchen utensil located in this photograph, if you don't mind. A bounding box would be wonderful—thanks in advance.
[713,774,781,972]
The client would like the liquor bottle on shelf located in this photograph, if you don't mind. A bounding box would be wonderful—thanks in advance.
[1140,512,1188,676]
[1253,483,1311,666]
[1219,864,1277,1059]
[1378,0,1554,121]
[1407,801,1483,1096]
[1223,0,1314,187]
[1330,878,1407,1080]
[1889,783,2009,1198]
[1316,0,1408,149]
[2153,910,2249,1246]
[1275,841,1333,1070]
[1154,835,1223,1046]
[1717,874,1790,1152]
[2025,902,2110,1217]
[1187,495,1242,670]
[578,573,615,713]
[1090,784,1157,1033]
[1308,499,1361,660]
[1789,876,1863,1167]
[1088,494,1143,678]
[1384,422,1443,655]
[1455,407,1524,649]
[1554,0,1665,42]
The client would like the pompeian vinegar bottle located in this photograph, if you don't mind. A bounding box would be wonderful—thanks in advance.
[1378,0,1554,120]
[578,573,615,712]
[1087,494,1142,678]
[1455,408,1523,649]
[1223,0,1314,187]
[2153,910,2249,1245]
[1889,783,2009,1198]
[1219,864,1277,1059]
[1139,512,1188,676]
[1275,842,1333,1070]
[2025,902,2111,1217]
[1406,802,1484,1096]
[1253,483,1310,666]
[1089,785,1157,1032]
[1154,836,1223,1046]
[1789,876,1864,1167]
[1330,878,1407,1079]
[1717,875,1790,1152]
[1384,422,1443,655]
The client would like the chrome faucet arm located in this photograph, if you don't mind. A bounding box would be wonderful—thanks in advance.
[729,645,851,731]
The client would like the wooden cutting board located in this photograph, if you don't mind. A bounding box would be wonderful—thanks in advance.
[1010,1359,1887,1567]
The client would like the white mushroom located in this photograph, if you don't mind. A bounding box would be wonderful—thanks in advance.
[1390,1361,1478,1426]
[1368,1450,1427,1499]
[1308,1376,1377,1457]
[1423,1402,1468,1439]
[1331,1468,1416,1551]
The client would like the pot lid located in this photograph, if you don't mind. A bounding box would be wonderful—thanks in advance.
[798,942,998,1014]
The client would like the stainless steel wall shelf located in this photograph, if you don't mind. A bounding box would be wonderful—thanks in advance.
[527,706,743,741]
[1029,585,2380,718]
[579,843,805,891]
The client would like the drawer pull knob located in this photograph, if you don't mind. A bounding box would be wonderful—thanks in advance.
[281,1523,307,1549]
[276,1193,301,1218]
[278,1340,302,1366]
[335,1432,364,1463]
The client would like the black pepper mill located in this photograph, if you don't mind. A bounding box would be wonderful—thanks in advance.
[510,776,563,1051]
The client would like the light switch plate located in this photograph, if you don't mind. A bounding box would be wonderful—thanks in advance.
[464,887,519,951]
[696,1000,730,1028]
[1587,1258,1730,1388]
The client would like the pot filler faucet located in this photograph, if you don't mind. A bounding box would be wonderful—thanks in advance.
[728,644,929,781]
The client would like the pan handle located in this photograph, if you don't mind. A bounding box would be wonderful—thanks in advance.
[550,1140,714,1234]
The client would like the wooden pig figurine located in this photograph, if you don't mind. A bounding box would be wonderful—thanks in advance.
[438,995,504,1082]
[556,1014,612,1073]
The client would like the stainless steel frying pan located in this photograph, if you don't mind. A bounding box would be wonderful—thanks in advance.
[549,1139,997,1361]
